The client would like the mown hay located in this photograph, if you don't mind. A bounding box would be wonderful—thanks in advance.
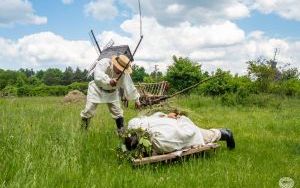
[63,90,86,104]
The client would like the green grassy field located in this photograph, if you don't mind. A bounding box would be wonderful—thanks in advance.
[0,96,299,188]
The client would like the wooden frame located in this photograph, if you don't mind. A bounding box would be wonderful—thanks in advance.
[132,143,219,166]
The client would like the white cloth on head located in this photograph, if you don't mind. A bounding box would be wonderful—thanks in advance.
[128,112,212,154]
[86,58,140,104]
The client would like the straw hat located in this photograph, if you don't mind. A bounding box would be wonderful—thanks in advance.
[111,55,132,74]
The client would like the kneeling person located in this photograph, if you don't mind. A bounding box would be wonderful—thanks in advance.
[125,112,235,154]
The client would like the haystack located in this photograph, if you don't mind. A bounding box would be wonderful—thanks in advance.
[63,90,86,103]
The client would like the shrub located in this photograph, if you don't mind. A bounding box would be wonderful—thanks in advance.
[1,85,18,97]
[17,85,32,96]
[270,79,300,97]
[199,70,234,96]
[221,93,237,106]
[67,82,88,94]
[221,93,282,109]
[31,85,68,96]
[166,56,202,93]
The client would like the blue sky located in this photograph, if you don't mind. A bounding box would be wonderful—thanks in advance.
[0,0,299,73]
[1,1,300,40]
[0,0,128,40]
[237,11,300,39]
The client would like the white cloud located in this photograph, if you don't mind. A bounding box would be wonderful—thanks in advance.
[86,0,300,25]
[166,4,185,14]
[0,32,96,70]
[224,2,250,19]
[251,0,300,21]
[84,0,118,20]
[62,0,74,5]
[122,0,251,26]
[96,16,300,74]
[0,0,47,26]
[0,17,299,74]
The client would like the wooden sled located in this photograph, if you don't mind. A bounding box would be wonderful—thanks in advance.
[132,143,220,166]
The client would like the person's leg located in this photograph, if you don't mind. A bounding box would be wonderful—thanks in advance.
[199,128,221,144]
[199,128,235,149]
[107,101,124,134]
[80,101,98,129]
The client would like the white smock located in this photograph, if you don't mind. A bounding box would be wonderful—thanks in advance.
[128,112,205,154]
[86,58,140,104]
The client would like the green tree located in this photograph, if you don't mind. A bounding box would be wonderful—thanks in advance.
[246,56,300,91]
[62,66,74,85]
[73,67,89,82]
[281,67,299,81]
[43,68,63,86]
[166,56,202,93]
[150,71,163,82]
[247,58,278,92]
[0,70,28,90]
[200,69,242,96]
[19,68,35,77]
[36,70,44,80]
[131,65,148,83]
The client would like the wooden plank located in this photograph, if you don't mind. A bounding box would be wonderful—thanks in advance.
[132,143,219,166]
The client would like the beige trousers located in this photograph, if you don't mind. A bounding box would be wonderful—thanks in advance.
[80,100,123,119]
[199,128,221,144]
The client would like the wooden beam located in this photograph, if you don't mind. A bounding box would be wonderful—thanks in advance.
[132,143,219,166]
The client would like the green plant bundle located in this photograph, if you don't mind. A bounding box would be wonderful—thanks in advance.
[117,128,153,161]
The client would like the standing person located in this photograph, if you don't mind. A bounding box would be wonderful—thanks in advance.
[80,54,141,134]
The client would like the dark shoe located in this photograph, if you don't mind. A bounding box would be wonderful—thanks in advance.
[219,128,235,149]
[81,118,90,130]
[115,117,124,129]
[115,117,125,136]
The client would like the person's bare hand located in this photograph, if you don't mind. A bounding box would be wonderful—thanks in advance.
[135,101,141,109]
[109,79,117,87]
[167,113,177,119]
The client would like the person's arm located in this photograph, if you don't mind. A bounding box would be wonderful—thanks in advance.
[120,73,140,101]
[94,59,113,90]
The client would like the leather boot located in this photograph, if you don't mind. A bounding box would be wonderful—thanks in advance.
[81,117,90,130]
[219,128,235,149]
[115,117,125,136]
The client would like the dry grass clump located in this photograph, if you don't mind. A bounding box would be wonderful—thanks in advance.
[63,90,86,104]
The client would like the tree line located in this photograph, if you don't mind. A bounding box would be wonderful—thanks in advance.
[0,55,299,101]
[0,67,90,96]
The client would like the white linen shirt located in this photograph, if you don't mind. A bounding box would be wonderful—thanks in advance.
[86,58,140,103]
[128,112,205,154]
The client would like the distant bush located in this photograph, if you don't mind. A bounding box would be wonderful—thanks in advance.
[30,85,68,96]
[197,70,253,96]
[199,70,232,96]
[67,82,88,94]
[166,56,202,93]
[221,93,282,108]
[270,79,300,97]
[1,85,18,97]
[0,83,86,97]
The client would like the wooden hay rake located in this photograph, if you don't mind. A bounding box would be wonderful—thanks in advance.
[136,81,169,106]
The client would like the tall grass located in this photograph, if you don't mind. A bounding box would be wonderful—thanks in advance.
[0,96,299,187]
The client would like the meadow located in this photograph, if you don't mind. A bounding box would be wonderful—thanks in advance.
[0,96,299,188]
